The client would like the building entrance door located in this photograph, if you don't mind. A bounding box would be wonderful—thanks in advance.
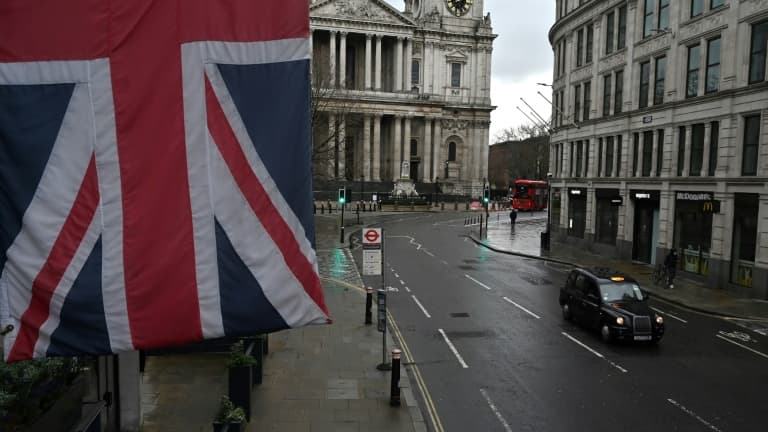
[410,159,420,181]
[633,203,655,263]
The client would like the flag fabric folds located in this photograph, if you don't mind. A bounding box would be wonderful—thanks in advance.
[0,0,329,362]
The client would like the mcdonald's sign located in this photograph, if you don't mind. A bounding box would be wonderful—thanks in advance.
[702,200,721,213]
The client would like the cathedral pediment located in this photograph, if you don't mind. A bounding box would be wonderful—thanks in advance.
[311,0,414,26]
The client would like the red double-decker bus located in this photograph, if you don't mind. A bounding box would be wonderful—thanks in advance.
[511,179,548,211]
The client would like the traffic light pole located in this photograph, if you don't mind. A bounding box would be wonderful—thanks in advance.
[340,201,345,243]
[339,187,346,243]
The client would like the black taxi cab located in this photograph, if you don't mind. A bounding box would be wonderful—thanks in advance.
[559,267,664,343]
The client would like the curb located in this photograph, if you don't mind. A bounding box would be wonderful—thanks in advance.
[466,234,764,321]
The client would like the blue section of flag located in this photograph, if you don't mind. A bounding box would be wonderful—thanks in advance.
[47,237,111,356]
[0,84,74,271]
[217,60,315,247]
[215,220,288,335]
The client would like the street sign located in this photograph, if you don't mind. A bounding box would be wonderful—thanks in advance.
[377,289,387,332]
[362,228,382,276]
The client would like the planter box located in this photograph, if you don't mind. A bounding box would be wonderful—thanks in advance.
[28,376,87,432]
[250,338,263,386]
[213,421,244,432]
[227,366,252,421]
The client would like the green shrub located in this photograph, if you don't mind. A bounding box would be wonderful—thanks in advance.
[214,396,245,423]
[226,341,256,368]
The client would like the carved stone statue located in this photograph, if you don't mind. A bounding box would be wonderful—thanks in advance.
[400,160,410,179]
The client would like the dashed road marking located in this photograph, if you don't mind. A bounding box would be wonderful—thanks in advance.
[438,329,469,368]
[480,389,513,432]
[400,280,405,285]
[667,399,723,431]
[715,334,768,359]
[412,295,432,318]
[404,286,411,293]
[651,307,688,323]
[465,274,492,290]
[561,332,628,373]
[502,297,541,319]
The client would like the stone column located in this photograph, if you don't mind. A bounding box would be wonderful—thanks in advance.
[424,42,432,93]
[650,131,658,177]
[339,32,347,89]
[617,134,626,177]
[373,114,382,181]
[636,132,644,177]
[702,123,712,176]
[365,34,373,90]
[393,115,402,180]
[395,36,404,92]
[404,37,413,91]
[329,31,337,88]
[583,139,590,178]
[363,115,372,180]
[670,127,679,176]
[471,124,480,180]
[338,114,347,179]
[683,125,692,176]
[423,117,433,181]
[404,116,412,175]
[432,119,442,180]
[612,137,620,177]
[375,35,383,90]
[328,113,337,178]
[600,139,608,177]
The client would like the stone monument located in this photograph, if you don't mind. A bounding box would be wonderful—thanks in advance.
[393,160,418,197]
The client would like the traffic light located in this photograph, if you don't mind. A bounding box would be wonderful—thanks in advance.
[483,187,490,204]
[338,188,346,204]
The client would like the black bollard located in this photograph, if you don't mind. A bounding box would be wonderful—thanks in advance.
[365,287,373,325]
[390,349,402,406]
[321,204,325,214]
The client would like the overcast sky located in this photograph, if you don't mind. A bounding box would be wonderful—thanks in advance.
[387,0,555,142]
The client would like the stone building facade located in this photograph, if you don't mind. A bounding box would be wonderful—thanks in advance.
[310,0,495,196]
[547,0,768,298]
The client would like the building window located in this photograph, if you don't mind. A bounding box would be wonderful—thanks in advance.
[450,63,461,88]
[642,131,653,176]
[606,136,615,176]
[584,140,590,175]
[643,0,654,38]
[606,11,615,54]
[639,61,651,108]
[742,115,760,176]
[410,139,418,157]
[654,56,666,105]
[632,133,639,175]
[603,74,612,116]
[656,129,664,176]
[658,0,670,30]
[618,6,627,48]
[576,28,584,67]
[686,45,700,98]
[576,141,584,177]
[711,0,724,9]
[598,138,603,176]
[412,59,420,85]
[574,84,581,123]
[705,37,720,93]
[708,121,719,176]
[677,126,686,176]
[448,141,457,161]
[586,25,594,64]
[560,40,567,76]
[690,124,705,176]
[615,135,622,176]
[691,0,703,18]
[748,21,768,84]
[614,70,623,114]
[583,81,591,121]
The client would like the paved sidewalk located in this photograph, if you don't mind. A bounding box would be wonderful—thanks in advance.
[471,217,768,321]
[141,216,426,432]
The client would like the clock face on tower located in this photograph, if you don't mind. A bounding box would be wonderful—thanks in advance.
[446,0,473,17]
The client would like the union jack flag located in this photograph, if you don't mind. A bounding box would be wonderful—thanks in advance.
[0,0,329,362]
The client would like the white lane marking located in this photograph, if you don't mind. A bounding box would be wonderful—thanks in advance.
[424,250,436,257]
[412,295,432,318]
[394,273,400,278]
[756,329,768,336]
[404,286,411,293]
[441,260,449,266]
[400,280,405,285]
[715,334,768,359]
[465,274,492,290]
[667,399,723,432]
[561,332,628,373]
[502,297,541,319]
[463,238,469,242]
[479,389,513,432]
[651,307,688,324]
[438,329,469,368]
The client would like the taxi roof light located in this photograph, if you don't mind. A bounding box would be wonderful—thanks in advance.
[610,276,625,282]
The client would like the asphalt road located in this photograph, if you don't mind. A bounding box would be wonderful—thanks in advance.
[350,212,768,432]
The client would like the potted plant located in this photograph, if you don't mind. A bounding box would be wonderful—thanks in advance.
[227,341,255,421]
[212,396,245,432]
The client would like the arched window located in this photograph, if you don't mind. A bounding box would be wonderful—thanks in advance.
[448,142,457,161]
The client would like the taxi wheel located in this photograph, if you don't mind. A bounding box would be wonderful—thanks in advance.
[561,302,572,321]
[600,322,613,343]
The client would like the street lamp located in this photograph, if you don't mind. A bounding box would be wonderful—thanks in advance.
[536,82,553,87]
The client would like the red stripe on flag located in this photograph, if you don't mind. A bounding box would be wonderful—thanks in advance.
[179,0,309,43]
[110,0,202,348]
[204,77,330,319]
[7,157,100,362]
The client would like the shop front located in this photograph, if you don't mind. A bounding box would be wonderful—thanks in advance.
[551,189,562,233]
[731,193,759,288]
[595,189,620,245]
[631,190,660,264]
[673,191,714,275]
[567,188,587,239]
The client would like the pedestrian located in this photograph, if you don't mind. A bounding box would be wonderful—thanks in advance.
[509,208,518,226]
[663,249,678,289]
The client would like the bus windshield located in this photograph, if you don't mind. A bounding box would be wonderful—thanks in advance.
[515,184,530,198]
